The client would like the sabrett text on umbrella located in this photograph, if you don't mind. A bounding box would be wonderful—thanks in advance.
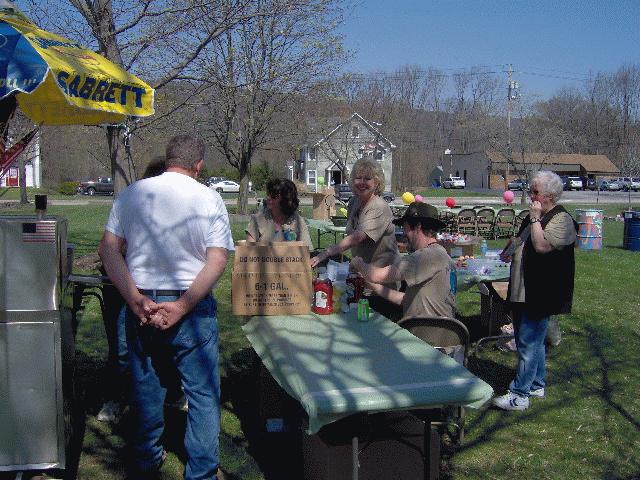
[57,71,146,108]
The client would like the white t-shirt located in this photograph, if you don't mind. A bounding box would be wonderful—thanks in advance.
[105,171,235,290]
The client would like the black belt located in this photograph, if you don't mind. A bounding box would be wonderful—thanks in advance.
[139,289,186,297]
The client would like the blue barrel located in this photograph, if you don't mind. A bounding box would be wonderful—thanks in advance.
[623,211,640,251]
[575,209,603,250]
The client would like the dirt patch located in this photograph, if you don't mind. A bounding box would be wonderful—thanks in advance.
[74,252,101,271]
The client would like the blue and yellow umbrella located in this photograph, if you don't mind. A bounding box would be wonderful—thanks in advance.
[0,1,154,125]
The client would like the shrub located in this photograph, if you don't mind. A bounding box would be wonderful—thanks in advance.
[250,160,277,191]
[59,181,80,195]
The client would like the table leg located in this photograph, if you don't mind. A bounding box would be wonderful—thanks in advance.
[352,436,359,480]
[424,421,440,480]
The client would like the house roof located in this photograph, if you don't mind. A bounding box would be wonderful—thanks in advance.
[486,151,619,174]
[312,113,396,149]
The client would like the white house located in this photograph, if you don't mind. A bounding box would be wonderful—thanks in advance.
[295,113,395,190]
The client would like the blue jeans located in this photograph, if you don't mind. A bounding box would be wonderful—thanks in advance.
[509,311,549,397]
[125,293,221,480]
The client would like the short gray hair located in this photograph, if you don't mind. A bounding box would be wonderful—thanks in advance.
[165,135,205,170]
[350,158,385,195]
[532,170,563,202]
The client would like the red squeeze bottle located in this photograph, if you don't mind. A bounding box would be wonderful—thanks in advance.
[312,278,333,314]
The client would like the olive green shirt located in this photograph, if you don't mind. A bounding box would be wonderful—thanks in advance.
[345,194,399,267]
[246,210,313,249]
[396,243,456,320]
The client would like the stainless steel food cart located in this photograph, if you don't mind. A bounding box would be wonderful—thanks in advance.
[0,215,80,478]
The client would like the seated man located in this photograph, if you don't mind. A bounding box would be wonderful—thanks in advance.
[351,202,455,320]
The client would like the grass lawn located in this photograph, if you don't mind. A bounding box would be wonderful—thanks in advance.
[0,200,638,479]
[0,187,73,201]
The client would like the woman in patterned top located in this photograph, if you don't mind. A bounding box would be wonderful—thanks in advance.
[246,177,313,249]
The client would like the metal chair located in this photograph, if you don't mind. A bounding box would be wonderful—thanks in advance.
[475,208,495,239]
[474,281,514,355]
[456,208,477,235]
[438,210,457,234]
[397,316,470,445]
[513,209,529,235]
[493,208,516,239]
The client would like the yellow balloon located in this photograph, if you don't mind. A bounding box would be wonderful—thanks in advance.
[338,207,348,217]
[401,192,415,204]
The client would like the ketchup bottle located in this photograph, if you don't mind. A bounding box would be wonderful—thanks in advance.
[312,277,333,314]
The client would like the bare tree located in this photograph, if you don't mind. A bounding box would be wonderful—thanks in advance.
[17,0,277,194]
[193,0,348,213]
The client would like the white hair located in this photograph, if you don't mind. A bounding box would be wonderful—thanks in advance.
[532,170,563,202]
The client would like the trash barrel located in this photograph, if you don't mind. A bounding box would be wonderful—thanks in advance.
[575,209,603,250]
[623,211,640,251]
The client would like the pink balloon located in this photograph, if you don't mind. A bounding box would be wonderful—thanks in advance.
[415,194,424,202]
[503,190,515,203]
[445,197,456,208]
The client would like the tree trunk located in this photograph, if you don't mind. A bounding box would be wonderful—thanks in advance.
[18,156,28,204]
[107,125,134,195]
[237,159,251,215]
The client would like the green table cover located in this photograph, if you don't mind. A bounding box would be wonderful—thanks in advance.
[243,309,493,433]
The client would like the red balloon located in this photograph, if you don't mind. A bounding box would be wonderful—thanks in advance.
[503,190,515,203]
[445,197,456,208]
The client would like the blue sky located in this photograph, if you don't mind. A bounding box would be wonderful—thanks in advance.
[340,0,640,99]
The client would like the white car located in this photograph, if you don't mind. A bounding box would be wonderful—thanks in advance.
[209,180,240,193]
[442,176,466,189]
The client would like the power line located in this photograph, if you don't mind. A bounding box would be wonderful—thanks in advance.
[341,63,600,83]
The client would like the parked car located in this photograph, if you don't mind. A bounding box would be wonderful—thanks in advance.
[206,176,227,187]
[582,177,597,191]
[598,179,623,191]
[335,184,395,203]
[209,179,240,193]
[507,178,529,191]
[613,177,640,192]
[560,176,583,191]
[442,176,466,189]
[336,183,353,203]
[77,176,113,196]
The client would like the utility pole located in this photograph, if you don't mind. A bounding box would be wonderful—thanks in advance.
[505,64,520,192]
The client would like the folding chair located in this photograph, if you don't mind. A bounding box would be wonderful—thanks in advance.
[475,208,495,239]
[474,281,514,355]
[397,316,470,444]
[493,208,516,239]
[456,208,477,235]
[438,210,457,234]
[513,209,529,235]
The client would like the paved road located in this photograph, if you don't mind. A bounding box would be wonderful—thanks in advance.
[2,189,638,207]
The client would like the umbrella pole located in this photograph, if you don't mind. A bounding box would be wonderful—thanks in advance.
[0,95,18,150]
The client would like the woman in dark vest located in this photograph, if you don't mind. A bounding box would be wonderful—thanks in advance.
[493,170,577,411]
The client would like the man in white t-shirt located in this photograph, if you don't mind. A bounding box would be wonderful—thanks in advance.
[99,135,234,480]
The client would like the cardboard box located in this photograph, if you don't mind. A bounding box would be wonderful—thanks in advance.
[232,241,312,315]
[437,235,481,257]
[437,241,474,257]
[311,188,336,220]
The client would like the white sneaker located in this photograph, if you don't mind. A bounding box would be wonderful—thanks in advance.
[97,401,122,423]
[529,387,545,398]
[492,392,530,411]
